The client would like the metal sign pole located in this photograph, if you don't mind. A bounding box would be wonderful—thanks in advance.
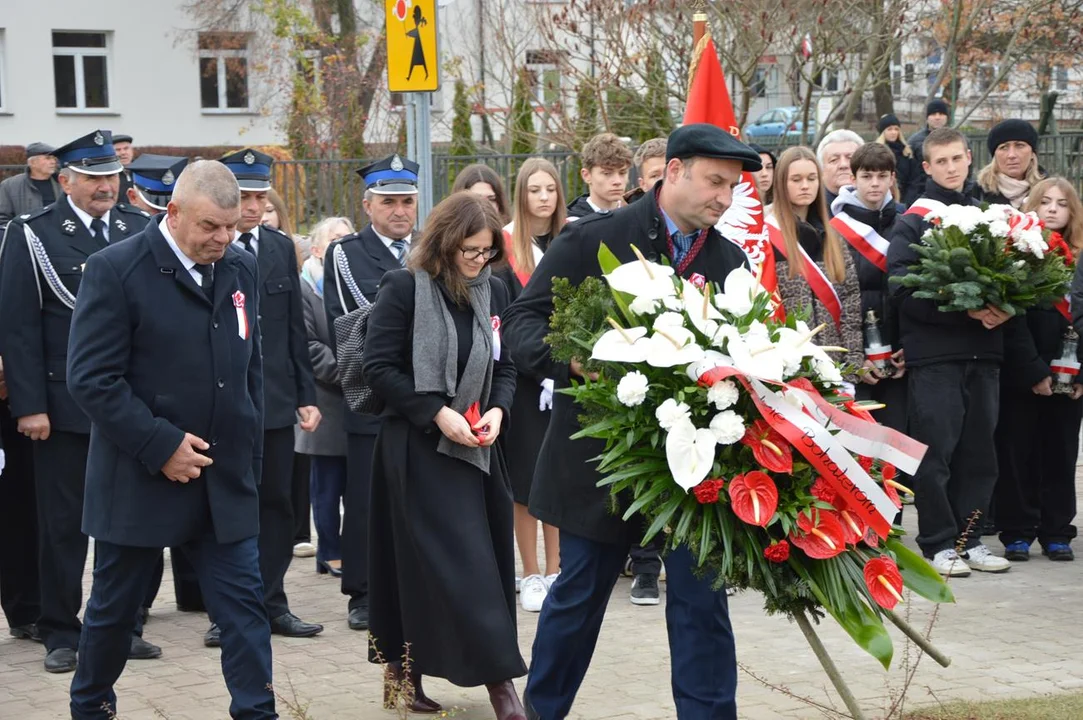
[415,93,434,227]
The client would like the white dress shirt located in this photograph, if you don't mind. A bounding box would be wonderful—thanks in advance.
[158,218,205,286]
[68,196,111,243]
[233,225,260,256]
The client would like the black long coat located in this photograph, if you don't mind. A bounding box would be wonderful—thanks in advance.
[502,194,749,546]
[250,224,316,430]
[0,198,149,432]
[323,224,403,435]
[362,268,524,686]
[66,220,264,547]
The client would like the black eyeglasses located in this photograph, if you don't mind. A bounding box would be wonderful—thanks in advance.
[459,247,499,261]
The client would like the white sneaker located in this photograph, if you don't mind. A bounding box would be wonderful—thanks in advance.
[962,544,1011,573]
[520,574,548,612]
[929,549,971,577]
[293,542,316,558]
[515,576,521,593]
[543,572,560,590]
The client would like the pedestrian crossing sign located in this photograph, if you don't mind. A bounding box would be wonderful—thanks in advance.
[385,0,440,93]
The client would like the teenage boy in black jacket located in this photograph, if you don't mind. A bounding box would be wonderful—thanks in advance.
[886,127,1013,577]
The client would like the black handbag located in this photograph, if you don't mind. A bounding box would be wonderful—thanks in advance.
[331,244,385,415]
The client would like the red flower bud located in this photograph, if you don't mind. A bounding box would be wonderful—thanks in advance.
[764,540,790,562]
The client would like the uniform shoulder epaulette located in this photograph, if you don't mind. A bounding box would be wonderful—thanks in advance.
[18,205,53,224]
[115,202,151,218]
[259,223,292,242]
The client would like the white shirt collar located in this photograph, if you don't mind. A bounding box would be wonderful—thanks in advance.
[158,218,199,273]
[68,195,110,237]
[373,228,411,250]
[233,224,261,244]
[586,196,620,214]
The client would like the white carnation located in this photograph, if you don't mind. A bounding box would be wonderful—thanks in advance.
[655,398,691,430]
[815,358,843,385]
[629,296,660,316]
[653,311,686,329]
[709,410,746,445]
[706,379,739,410]
[983,205,1013,224]
[987,220,1011,238]
[616,371,650,407]
[940,205,984,234]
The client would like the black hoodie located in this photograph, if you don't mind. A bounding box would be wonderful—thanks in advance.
[566,193,602,220]
[886,179,1010,366]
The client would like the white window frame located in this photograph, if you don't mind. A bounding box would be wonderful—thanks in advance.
[52,31,113,113]
[199,34,252,114]
[526,53,561,107]
[1054,64,1069,92]
[0,30,7,113]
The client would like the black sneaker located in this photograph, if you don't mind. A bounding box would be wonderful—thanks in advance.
[630,573,660,606]
[1003,541,1031,561]
[1043,543,1074,561]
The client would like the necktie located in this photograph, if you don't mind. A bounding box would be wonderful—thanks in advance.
[195,263,214,300]
[239,232,255,255]
[671,231,694,266]
[390,238,408,267]
[90,218,107,241]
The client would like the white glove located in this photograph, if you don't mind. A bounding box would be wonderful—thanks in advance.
[539,379,554,411]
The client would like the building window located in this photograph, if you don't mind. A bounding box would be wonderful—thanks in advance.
[904,63,914,85]
[814,68,839,93]
[52,31,110,110]
[1054,64,1069,91]
[0,30,7,111]
[199,32,250,111]
[526,50,561,106]
[751,65,770,99]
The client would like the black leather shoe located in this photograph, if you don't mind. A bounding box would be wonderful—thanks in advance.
[203,623,221,648]
[525,697,541,720]
[270,612,323,638]
[44,647,77,674]
[9,623,42,643]
[347,605,369,631]
[140,607,150,624]
[129,635,162,660]
[317,559,343,577]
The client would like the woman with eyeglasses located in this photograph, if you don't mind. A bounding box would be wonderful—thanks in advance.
[363,192,528,719]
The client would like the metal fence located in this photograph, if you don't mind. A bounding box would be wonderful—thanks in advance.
[4,131,1082,233]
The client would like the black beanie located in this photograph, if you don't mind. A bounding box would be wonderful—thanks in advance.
[926,99,950,117]
[987,119,1038,155]
[748,143,776,167]
[877,114,901,134]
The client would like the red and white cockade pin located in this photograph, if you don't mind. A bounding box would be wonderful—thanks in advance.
[689,273,707,289]
[232,290,249,340]
[491,315,502,361]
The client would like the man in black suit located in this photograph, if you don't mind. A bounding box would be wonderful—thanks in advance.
[503,124,761,720]
[197,149,321,647]
[323,153,418,631]
[66,159,275,719]
[0,129,160,674]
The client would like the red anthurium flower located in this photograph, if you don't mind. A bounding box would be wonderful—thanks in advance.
[810,476,839,506]
[693,478,726,504]
[881,463,896,481]
[727,471,779,527]
[863,556,904,610]
[763,540,790,562]
[844,400,876,422]
[881,480,903,510]
[789,509,847,559]
[740,420,793,473]
[857,455,874,473]
[837,508,868,545]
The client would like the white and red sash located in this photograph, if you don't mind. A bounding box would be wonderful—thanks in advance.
[904,198,948,220]
[765,216,842,331]
[830,211,890,272]
[1055,295,1072,323]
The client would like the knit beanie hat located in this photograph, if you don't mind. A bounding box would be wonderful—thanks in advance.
[877,114,901,134]
[987,119,1038,155]
[926,99,950,117]
[748,143,776,167]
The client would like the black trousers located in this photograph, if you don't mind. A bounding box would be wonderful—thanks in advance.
[995,390,1080,546]
[341,432,376,610]
[0,400,39,628]
[908,362,1000,557]
[292,452,312,544]
[259,427,297,619]
[629,533,664,576]
[143,546,206,613]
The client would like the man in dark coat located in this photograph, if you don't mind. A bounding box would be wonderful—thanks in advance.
[904,99,951,205]
[503,124,761,720]
[323,153,419,631]
[65,159,275,720]
[199,149,321,647]
[0,130,158,674]
[0,142,60,229]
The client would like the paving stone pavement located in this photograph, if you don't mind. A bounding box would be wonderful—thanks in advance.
[2,473,1081,720]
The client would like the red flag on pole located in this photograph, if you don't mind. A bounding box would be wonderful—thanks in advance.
[683,36,781,314]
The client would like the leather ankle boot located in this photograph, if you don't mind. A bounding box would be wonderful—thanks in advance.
[383,661,443,714]
[486,680,527,720]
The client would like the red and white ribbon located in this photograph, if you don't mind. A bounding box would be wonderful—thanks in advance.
[831,211,890,272]
[232,290,249,340]
[1051,360,1080,377]
[491,315,502,361]
[865,344,893,362]
[904,198,948,219]
[765,216,843,331]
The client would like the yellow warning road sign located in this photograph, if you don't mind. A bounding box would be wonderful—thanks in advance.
[385,0,440,93]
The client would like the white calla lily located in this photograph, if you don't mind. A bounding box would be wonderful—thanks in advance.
[653,311,687,329]
[681,278,724,337]
[665,418,719,491]
[686,350,734,382]
[646,327,705,367]
[723,329,786,382]
[775,322,834,369]
[713,267,764,317]
[604,256,677,300]
[590,325,650,363]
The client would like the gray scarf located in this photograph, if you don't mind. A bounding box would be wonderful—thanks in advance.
[412,267,494,472]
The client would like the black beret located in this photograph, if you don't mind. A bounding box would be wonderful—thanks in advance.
[926,99,950,117]
[112,134,133,145]
[987,119,1038,155]
[25,142,55,158]
[747,143,776,167]
[667,124,762,171]
[877,114,901,133]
